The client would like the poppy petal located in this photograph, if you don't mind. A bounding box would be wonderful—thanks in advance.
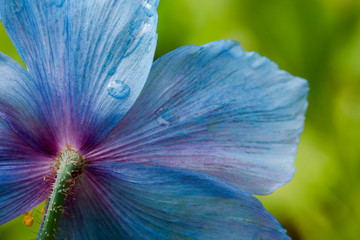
[0,118,51,224]
[0,0,159,151]
[58,162,290,239]
[89,40,308,195]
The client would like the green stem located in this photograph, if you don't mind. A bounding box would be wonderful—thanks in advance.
[38,149,83,240]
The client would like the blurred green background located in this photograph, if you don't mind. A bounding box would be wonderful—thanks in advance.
[1,0,360,239]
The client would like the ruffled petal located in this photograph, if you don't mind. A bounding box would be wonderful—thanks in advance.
[0,118,52,224]
[0,52,58,154]
[88,40,309,195]
[58,162,290,239]
[0,0,159,151]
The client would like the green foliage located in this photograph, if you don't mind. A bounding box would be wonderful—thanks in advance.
[1,0,360,239]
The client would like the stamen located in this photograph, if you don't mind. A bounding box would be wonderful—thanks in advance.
[23,215,34,227]
[22,204,41,227]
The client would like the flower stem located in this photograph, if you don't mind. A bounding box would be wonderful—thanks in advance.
[38,149,84,240]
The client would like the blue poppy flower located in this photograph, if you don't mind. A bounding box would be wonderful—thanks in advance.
[0,0,308,239]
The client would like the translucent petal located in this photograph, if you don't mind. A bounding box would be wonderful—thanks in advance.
[0,52,58,154]
[0,0,159,151]
[58,162,290,239]
[88,40,309,195]
[0,118,51,224]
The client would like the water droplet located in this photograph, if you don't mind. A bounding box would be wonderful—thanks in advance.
[156,116,170,126]
[155,107,164,114]
[107,80,130,99]
[145,45,151,53]
[142,0,159,17]
[11,1,24,13]
[123,21,152,58]
[248,53,268,69]
[228,45,244,58]
[143,0,152,10]
[52,0,65,7]
[155,107,179,127]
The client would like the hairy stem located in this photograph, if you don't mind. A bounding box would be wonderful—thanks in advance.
[38,149,83,240]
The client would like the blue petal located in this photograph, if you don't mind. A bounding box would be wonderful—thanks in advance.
[0,117,52,224]
[0,52,58,154]
[0,0,159,151]
[58,162,290,239]
[0,54,53,223]
[88,40,309,195]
